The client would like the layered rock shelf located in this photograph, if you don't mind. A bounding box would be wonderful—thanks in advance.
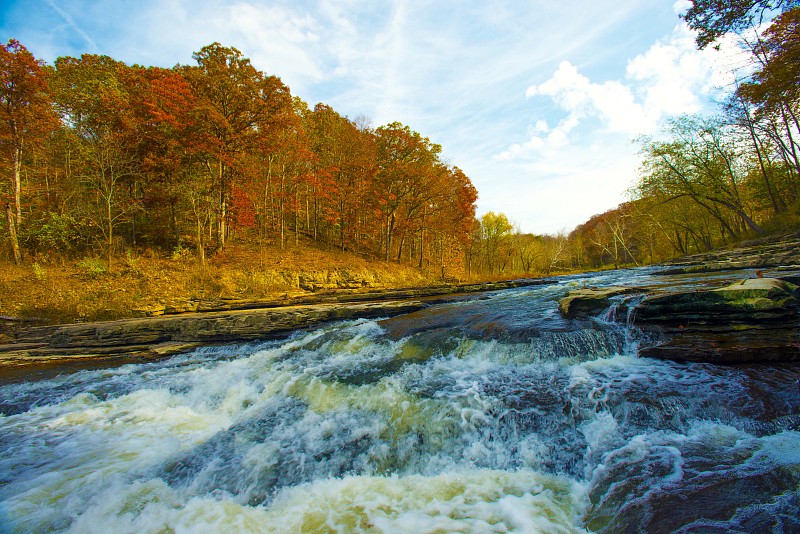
[560,277,800,363]
[634,278,800,363]
[0,278,551,382]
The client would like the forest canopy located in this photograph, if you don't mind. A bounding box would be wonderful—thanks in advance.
[0,41,478,277]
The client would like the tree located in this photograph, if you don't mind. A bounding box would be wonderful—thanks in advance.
[0,39,57,263]
[50,54,141,270]
[183,43,293,251]
[479,211,514,274]
[127,66,198,249]
[374,122,441,262]
[682,0,799,49]
[636,116,765,243]
[305,103,376,251]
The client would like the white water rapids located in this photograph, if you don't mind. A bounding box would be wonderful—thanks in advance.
[1,269,799,532]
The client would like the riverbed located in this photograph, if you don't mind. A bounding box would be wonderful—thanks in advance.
[1,268,799,532]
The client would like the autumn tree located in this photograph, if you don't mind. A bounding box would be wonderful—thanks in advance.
[0,39,57,263]
[373,122,441,262]
[735,8,800,209]
[0,40,481,272]
[429,165,477,277]
[183,43,294,252]
[124,66,199,249]
[305,103,376,251]
[49,54,143,271]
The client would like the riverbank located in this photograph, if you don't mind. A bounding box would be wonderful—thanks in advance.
[3,234,800,382]
[0,278,549,383]
[0,244,441,328]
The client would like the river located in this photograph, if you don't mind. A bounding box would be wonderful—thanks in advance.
[1,268,799,533]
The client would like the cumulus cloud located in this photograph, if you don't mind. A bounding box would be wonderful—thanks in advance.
[501,21,741,161]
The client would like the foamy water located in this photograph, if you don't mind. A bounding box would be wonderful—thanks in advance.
[2,269,799,532]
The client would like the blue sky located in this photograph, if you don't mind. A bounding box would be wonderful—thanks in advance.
[1,0,744,234]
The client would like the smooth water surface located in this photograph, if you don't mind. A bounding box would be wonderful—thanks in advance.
[1,268,799,533]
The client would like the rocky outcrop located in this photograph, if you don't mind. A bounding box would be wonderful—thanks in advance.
[0,300,427,382]
[638,329,800,363]
[558,286,639,318]
[0,277,555,382]
[656,233,800,274]
[633,278,798,325]
[131,278,551,317]
[6,300,428,349]
[558,276,800,364]
[634,278,800,363]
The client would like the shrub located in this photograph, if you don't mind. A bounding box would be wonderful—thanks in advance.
[20,213,85,254]
[77,257,107,277]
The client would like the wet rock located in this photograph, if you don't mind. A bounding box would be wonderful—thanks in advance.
[638,329,800,363]
[634,278,798,327]
[633,278,800,363]
[22,300,430,347]
[0,277,555,379]
[558,286,639,318]
[0,300,428,380]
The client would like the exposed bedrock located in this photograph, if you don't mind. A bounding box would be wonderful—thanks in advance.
[559,277,800,363]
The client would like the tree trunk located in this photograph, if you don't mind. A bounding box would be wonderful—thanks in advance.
[107,196,114,273]
[217,161,226,250]
[13,145,23,226]
[196,217,205,268]
[5,203,22,265]
[295,191,300,247]
[385,213,395,262]
[279,169,285,250]
[170,199,180,248]
[739,96,781,214]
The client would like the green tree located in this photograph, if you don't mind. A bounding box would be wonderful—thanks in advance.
[479,211,513,274]
[636,116,765,245]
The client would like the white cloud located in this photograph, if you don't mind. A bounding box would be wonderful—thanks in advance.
[672,0,692,16]
[487,18,751,232]
[502,61,647,159]
[501,21,740,163]
[625,24,739,119]
[219,4,325,92]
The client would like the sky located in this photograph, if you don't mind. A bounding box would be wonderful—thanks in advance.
[0,0,746,234]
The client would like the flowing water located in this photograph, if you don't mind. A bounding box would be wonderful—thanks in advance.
[1,268,799,533]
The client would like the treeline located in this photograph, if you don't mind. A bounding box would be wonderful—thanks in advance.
[0,41,477,276]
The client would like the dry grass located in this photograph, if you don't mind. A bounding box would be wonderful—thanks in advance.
[0,242,432,325]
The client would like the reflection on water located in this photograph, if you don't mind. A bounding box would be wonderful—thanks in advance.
[1,268,799,532]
